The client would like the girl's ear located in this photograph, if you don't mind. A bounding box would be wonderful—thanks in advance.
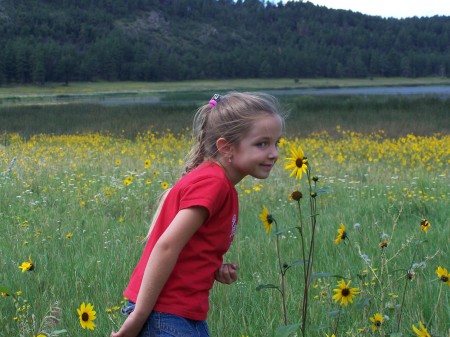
[216,137,233,157]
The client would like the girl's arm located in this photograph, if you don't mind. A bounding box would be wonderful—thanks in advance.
[111,206,208,337]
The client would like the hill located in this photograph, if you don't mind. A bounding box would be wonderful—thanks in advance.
[0,0,449,84]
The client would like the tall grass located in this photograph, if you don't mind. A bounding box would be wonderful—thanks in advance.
[0,95,449,337]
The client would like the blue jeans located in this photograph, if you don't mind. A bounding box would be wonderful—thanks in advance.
[121,301,210,337]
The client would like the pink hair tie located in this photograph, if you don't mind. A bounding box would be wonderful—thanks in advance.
[208,94,222,108]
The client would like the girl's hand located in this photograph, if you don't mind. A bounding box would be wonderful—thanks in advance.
[110,311,145,337]
[214,263,239,284]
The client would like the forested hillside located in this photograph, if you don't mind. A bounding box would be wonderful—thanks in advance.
[1,0,449,84]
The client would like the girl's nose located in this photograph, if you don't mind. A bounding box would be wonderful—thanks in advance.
[269,145,279,159]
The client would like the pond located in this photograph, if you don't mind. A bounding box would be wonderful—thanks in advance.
[267,85,450,96]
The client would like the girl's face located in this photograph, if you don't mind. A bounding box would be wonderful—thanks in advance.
[227,113,283,184]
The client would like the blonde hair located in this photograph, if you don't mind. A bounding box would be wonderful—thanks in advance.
[184,91,285,173]
[146,92,285,239]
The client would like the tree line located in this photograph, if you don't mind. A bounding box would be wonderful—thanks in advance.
[0,0,449,85]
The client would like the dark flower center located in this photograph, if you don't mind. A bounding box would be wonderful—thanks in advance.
[341,288,350,296]
[82,312,89,322]
[341,232,347,240]
[375,321,381,327]
[441,276,449,283]
[267,215,273,224]
[295,158,303,168]
[291,191,302,201]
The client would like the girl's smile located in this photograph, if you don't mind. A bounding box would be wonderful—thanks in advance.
[222,113,283,185]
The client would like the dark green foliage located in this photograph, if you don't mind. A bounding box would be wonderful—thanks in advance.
[0,0,450,84]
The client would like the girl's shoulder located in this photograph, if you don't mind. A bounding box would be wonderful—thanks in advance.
[176,161,231,190]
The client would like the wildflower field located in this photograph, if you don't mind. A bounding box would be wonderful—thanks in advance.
[0,94,449,337]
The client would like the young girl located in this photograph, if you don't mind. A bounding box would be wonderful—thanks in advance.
[111,92,285,337]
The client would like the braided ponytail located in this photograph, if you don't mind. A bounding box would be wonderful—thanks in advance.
[184,104,212,173]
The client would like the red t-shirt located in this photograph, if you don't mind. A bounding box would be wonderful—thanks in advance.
[123,161,239,320]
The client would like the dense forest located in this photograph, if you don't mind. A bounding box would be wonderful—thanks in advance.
[1,0,450,84]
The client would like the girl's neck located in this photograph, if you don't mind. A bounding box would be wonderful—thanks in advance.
[213,158,241,186]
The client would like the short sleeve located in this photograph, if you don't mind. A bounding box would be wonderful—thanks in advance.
[179,176,228,219]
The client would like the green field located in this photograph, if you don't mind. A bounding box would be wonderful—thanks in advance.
[0,80,449,337]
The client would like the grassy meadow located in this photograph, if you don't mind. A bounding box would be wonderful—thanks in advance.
[0,80,449,337]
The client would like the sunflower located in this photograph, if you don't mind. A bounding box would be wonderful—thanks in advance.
[334,223,348,245]
[161,181,169,189]
[258,205,273,235]
[77,302,96,330]
[332,279,360,306]
[412,321,431,337]
[436,266,450,286]
[18,256,34,272]
[370,313,384,331]
[124,176,133,186]
[325,334,336,337]
[420,218,431,233]
[285,145,308,180]
[144,159,151,168]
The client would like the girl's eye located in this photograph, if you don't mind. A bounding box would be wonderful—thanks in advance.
[257,142,268,148]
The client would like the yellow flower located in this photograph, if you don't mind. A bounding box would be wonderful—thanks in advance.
[77,302,96,330]
[379,239,388,248]
[18,256,34,272]
[412,321,431,337]
[325,334,336,337]
[436,266,450,286]
[65,233,73,239]
[161,181,169,190]
[258,205,273,235]
[144,159,151,168]
[334,223,348,244]
[420,218,431,233]
[35,334,47,337]
[370,313,384,331]
[332,279,360,306]
[285,144,308,180]
[124,176,133,186]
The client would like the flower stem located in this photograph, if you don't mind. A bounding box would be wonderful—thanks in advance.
[333,308,342,336]
[397,244,419,331]
[428,282,442,328]
[274,219,288,325]
[300,168,317,336]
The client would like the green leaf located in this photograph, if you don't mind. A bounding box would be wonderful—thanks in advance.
[273,227,297,236]
[256,284,279,291]
[328,309,340,317]
[357,297,371,309]
[311,272,344,279]
[274,323,301,337]
[315,187,333,195]
[387,333,403,337]
[287,260,306,268]
[50,330,68,336]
